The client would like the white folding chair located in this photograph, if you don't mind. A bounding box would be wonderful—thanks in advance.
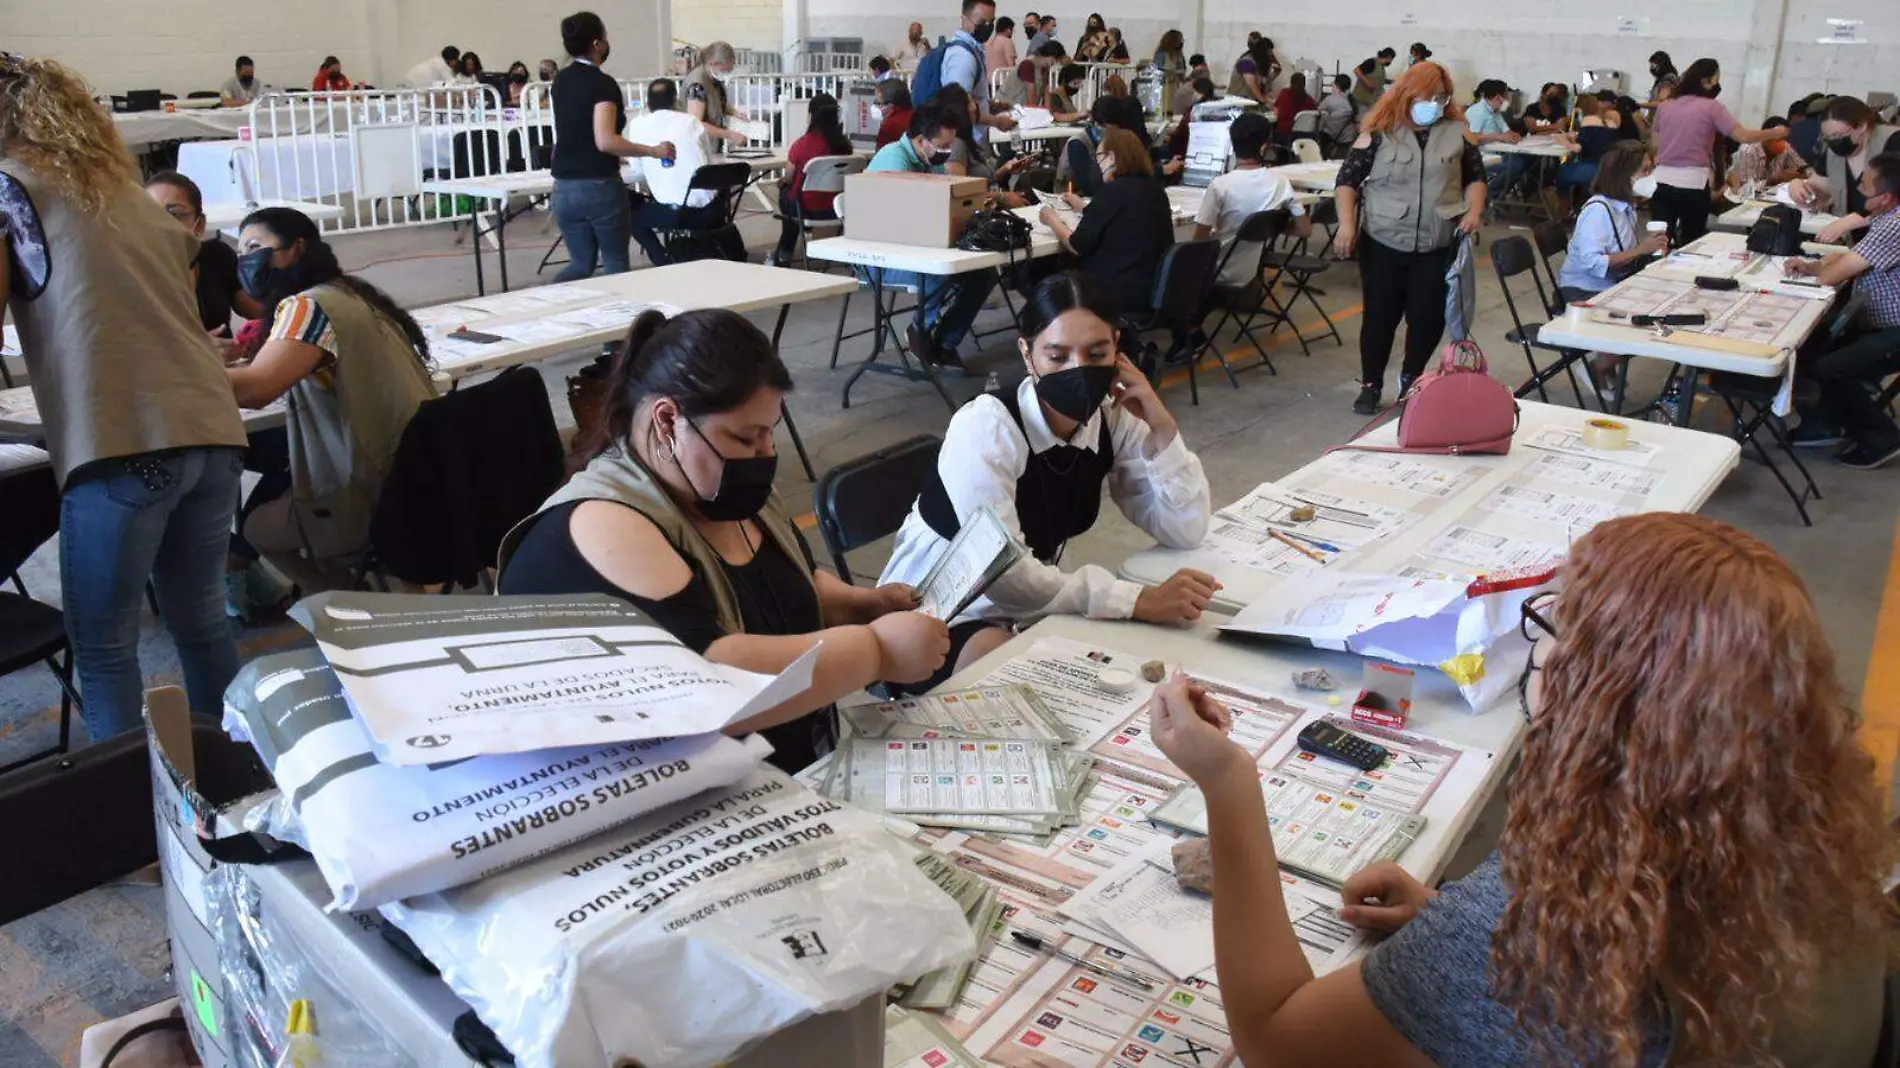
[1291,138,1322,163]
[1290,108,1321,136]
[790,154,867,267]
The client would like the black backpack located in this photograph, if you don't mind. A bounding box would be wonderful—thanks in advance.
[1746,203,1804,257]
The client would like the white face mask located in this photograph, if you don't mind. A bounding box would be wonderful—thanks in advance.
[869,104,885,122]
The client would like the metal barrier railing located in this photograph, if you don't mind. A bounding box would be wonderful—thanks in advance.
[238,85,512,234]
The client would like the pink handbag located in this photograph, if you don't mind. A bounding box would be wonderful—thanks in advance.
[1336,340,1520,456]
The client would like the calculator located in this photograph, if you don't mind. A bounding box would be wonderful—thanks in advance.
[1296,720,1390,772]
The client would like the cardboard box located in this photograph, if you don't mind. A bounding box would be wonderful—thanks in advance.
[843,172,988,247]
[1351,663,1416,731]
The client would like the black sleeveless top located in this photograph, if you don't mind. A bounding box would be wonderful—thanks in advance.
[917,388,1116,564]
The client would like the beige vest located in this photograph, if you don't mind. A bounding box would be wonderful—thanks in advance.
[1820,123,1900,218]
[0,161,246,486]
[283,283,437,559]
[1361,120,1470,254]
[498,447,814,636]
[683,65,730,128]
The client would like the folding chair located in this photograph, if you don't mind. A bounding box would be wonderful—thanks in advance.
[1491,235,1592,409]
[774,155,865,269]
[650,161,754,265]
[812,436,943,583]
[1530,219,1572,312]
[1290,138,1323,164]
[1706,371,1821,526]
[1263,211,1342,352]
[1123,239,1223,405]
[1197,211,1295,379]
[0,447,78,775]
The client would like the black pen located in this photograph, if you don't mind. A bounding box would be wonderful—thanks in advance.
[1010,931,1158,990]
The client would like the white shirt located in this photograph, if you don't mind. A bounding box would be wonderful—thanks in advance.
[878,377,1212,626]
[893,37,933,70]
[626,109,714,208]
[405,56,457,88]
[1195,166,1307,286]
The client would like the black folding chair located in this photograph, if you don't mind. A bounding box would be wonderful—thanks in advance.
[812,436,943,583]
[1265,208,1343,353]
[0,449,78,775]
[651,161,754,264]
[1197,211,1295,379]
[1123,239,1221,405]
[1530,219,1571,313]
[1705,371,1821,526]
[1492,235,1592,409]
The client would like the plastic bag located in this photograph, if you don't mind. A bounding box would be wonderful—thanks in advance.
[225,649,772,910]
[380,767,976,1068]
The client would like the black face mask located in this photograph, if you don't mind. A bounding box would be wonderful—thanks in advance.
[1034,364,1119,422]
[1706,82,1721,98]
[239,75,255,87]
[675,417,777,522]
[972,20,995,43]
[1826,135,1858,157]
[237,247,280,300]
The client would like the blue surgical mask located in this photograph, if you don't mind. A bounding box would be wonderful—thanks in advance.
[1411,99,1445,127]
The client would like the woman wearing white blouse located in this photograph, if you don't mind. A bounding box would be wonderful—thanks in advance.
[879,272,1219,693]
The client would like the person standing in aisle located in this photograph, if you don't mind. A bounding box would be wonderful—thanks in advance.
[1351,47,1396,111]
[683,43,754,133]
[1649,58,1786,246]
[549,11,675,282]
[986,17,1018,76]
[894,23,933,72]
[1333,61,1487,414]
[0,54,247,739]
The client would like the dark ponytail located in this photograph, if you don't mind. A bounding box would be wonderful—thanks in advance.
[241,206,432,368]
[582,308,794,462]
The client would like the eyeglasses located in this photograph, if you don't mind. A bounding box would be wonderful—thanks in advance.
[1517,591,1557,723]
[162,204,200,222]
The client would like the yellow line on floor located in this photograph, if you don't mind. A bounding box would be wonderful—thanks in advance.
[1860,519,1900,801]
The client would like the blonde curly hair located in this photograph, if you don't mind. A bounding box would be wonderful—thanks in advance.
[0,54,138,216]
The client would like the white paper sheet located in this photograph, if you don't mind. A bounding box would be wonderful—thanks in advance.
[1222,570,1468,646]
[295,592,819,765]
[916,506,1022,621]
[979,636,1160,749]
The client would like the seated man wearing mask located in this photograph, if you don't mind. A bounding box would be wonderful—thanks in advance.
[626,78,749,266]
[221,56,264,106]
[866,105,1000,371]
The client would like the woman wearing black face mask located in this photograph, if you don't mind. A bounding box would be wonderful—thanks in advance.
[878,273,1216,696]
[1650,57,1786,245]
[499,309,949,772]
[1787,96,1900,244]
[225,207,438,589]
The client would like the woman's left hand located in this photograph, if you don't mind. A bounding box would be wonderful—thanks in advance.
[863,583,922,618]
[1458,208,1485,235]
[1149,675,1249,787]
[1111,353,1176,444]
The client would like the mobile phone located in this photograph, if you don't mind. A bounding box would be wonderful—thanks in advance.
[1296,720,1390,772]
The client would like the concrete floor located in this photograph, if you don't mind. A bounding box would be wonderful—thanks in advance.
[3,206,1897,1066]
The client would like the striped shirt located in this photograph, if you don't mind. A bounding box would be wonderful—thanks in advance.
[269,293,338,387]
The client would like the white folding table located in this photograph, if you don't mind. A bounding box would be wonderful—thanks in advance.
[1715,199,1842,240]
[1120,400,1741,614]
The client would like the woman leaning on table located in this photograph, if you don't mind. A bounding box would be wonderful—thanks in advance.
[0,54,248,740]
[877,273,1216,696]
[1150,512,1890,1068]
[1332,61,1488,416]
[498,309,949,772]
[1649,57,1788,247]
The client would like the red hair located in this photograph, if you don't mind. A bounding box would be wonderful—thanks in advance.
[1361,60,1464,135]
[1494,513,1894,1066]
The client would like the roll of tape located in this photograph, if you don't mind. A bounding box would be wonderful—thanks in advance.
[1582,417,1630,451]
[1096,668,1138,695]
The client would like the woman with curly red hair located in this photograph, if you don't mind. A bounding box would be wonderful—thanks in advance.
[1153,511,1892,1067]
[1333,61,1488,415]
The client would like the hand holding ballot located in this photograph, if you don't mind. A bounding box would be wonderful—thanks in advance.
[1149,675,1249,786]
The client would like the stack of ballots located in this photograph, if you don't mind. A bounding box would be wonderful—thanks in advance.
[220,592,975,1068]
[816,686,1096,839]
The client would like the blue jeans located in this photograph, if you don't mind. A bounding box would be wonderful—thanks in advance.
[872,268,999,351]
[552,177,632,282]
[1486,155,1526,200]
[61,447,243,739]
[1556,160,1599,197]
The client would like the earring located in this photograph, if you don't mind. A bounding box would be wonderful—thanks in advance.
[657,439,675,463]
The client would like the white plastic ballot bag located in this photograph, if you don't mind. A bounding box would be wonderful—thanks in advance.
[380,767,977,1068]
[289,592,819,765]
[1224,566,1556,712]
[224,649,773,911]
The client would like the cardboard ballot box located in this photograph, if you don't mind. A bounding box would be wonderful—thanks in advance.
[843,172,988,247]
[146,686,885,1068]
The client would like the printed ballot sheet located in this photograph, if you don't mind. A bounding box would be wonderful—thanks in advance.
[1219,485,1416,551]
[1525,425,1662,466]
[1150,772,1425,887]
[843,685,1070,743]
[1090,674,1305,781]
[982,637,1162,749]
[876,739,1065,816]
[1309,450,1485,499]
[916,505,1027,621]
[294,592,817,765]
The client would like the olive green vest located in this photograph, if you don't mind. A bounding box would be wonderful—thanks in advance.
[497,446,814,636]
[283,283,437,559]
[1361,120,1470,254]
[0,161,246,486]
